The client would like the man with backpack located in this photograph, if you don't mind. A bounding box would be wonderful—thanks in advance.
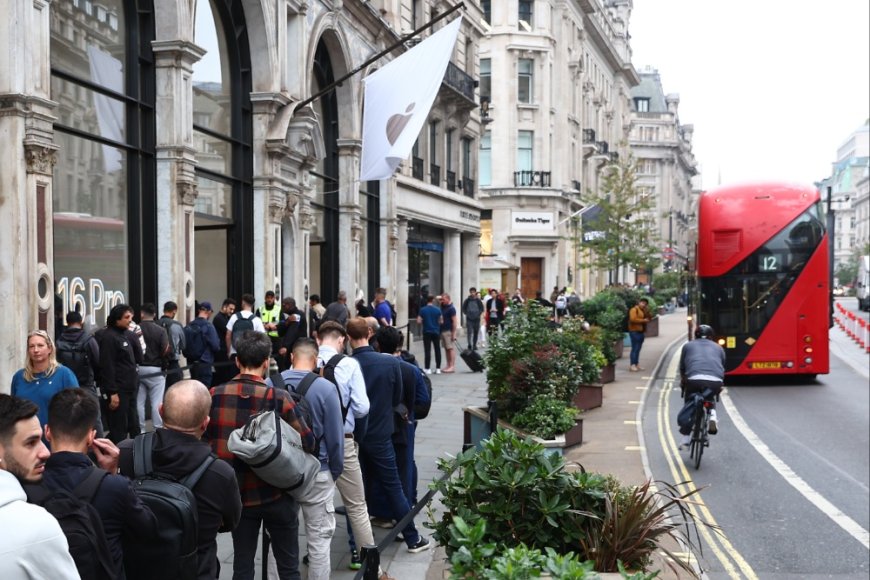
[224,293,266,359]
[36,388,157,579]
[184,302,221,387]
[119,380,241,580]
[57,310,105,436]
[159,301,187,389]
[138,303,171,431]
[206,331,315,580]
[0,394,81,579]
[267,338,344,580]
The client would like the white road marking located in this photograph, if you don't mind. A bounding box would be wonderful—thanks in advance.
[721,391,870,550]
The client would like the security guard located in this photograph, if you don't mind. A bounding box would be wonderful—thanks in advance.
[258,290,283,356]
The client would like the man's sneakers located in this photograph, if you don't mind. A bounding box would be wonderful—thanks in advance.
[434,368,442,374]
[678,434,691,450]
[370,517,395,529]
[407,537,431,553]
[349,549,362,570]
[708,410,718,435]
[629,364,644,372]
[423,368,432,375]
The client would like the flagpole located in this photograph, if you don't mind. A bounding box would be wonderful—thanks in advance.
[294,2,466,111]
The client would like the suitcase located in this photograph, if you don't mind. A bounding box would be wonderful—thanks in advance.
[456,340,485,372]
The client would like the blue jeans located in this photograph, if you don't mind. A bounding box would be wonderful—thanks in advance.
[231,495,300,580]
[190,362,213,388]
[359,437,421,547]
[629,331,645,366]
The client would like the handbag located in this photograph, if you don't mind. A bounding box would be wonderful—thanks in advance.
[227,387,320,500]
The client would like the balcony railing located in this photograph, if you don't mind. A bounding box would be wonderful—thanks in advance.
[446,170,457,192]
[412,157,424,180]
[430,163,441,187]
[462,176,475,197]
[582,128,596,144]
[514,170,551,187]
[441,62,476,107]
[596,141,609,155]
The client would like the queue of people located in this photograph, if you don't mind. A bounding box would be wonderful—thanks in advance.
[1,286,430,580]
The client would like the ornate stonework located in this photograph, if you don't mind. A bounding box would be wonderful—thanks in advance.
[24,142,58,176]
[388,220,399,251]
[177,181,198,205]
[350,215,362,243]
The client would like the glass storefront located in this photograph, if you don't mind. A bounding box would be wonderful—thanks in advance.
[50,0,155,325]
[407,223,444,336]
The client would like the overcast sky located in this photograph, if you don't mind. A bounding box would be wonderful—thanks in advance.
[629,0,870,189]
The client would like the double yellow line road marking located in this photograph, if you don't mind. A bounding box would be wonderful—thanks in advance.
[654,353,758,579]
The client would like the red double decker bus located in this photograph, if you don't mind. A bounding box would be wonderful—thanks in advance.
[696,182,829,377]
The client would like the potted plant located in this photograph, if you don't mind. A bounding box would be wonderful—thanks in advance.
[430,430,712,578]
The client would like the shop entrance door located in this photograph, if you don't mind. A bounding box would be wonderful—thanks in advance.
[520,258,542,299]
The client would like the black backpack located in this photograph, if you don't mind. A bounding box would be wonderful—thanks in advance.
[56,334,95,387]
[318,354,349,424]
[399,351,432,420]
[183,322,207,362]
[124,432,216,580]
[269,372,319,431]
[157,317,184,356]
[24,468,115,580]
[231,312,256,347]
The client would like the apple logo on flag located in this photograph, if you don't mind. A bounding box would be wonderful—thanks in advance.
[386,103,415,145]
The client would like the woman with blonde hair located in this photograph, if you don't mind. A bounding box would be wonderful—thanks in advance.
[11,330,79,429]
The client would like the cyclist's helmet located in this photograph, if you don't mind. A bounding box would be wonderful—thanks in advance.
[695,324,715,339]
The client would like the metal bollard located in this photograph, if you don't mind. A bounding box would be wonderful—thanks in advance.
[360,544,380,580]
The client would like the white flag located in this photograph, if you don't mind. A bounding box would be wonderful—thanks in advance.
[359,16,463,182]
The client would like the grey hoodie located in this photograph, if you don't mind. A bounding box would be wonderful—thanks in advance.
[0,469,80,579]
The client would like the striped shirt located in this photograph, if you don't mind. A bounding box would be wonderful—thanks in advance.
[206,374,315,507]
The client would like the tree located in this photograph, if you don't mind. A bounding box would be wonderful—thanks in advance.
[578,157,661,285]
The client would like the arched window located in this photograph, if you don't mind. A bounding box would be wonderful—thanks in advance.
[310,40,340,301]
[50,0,156,324]
[192,0,253,301]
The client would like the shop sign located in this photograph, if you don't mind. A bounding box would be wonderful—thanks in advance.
[512,211,554,231]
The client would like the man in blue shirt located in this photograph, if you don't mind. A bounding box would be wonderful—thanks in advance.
[268,338,343,580]
[348,318,430,555]
[439,293,458,373]
[416,295,443,374]
[372,288,393,327]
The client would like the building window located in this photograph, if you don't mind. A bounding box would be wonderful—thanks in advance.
[462,137,472,181]
[518,0,533,30]
[429,122,438,164]
[481,0,491,24]
[480,131,492,186]
[446,129,454,171]
[51,0,155,321]
[634,97,650,112]
[518,58,533,104]
[480,58,491,102]
[517,130,533,172]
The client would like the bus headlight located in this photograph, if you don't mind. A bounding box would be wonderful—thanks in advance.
[804,357,813,364]
[717,338,726,346]
[785,361,794,368]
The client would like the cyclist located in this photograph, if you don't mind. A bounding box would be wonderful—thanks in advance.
[678,324,726,449]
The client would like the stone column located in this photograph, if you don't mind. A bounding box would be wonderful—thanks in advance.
[381,179,399,303]
[0,0,56,387]
[151,40,205,320]
[461,232,480,297]
[445,230,462,310]
[396,218,409,328]
[337,139,362,299]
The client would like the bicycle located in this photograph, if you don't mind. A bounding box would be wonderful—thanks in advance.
[689,397,714,469]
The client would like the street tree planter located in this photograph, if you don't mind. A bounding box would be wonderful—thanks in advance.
[612,337,625,359]
[597,362,615,384]
[644,316,660,337]
[572,383,603,411]
[463,406,583,456]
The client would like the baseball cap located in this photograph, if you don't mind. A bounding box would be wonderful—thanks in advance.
[198,301,213,312]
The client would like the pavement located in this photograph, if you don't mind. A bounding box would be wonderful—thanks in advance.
[215,308,693,579]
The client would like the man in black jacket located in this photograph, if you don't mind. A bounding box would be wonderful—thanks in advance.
[211,298,237,386]
[41,388,158,578]
[275,296,307,371]
[119,380,241,580]
[138,303,170,432]
[56,311,104,436]
[99,304,142,444]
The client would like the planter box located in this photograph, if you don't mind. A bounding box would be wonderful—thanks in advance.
[597,362,615,384]
[573,384,603,411]
[612,337,624,359]
[463,406,583,456]
[644,316,660,337]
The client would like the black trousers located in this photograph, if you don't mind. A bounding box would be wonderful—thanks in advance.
[423,332,441,370]
[106,389,139,444]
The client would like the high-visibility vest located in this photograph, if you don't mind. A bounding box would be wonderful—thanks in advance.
[260,304,281,338]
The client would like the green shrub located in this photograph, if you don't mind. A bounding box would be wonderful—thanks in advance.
[511,396,578,440]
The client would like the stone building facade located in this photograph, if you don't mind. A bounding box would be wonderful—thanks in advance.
[477,0,638,299]
[0,0,482,385]
[628,66,699,277]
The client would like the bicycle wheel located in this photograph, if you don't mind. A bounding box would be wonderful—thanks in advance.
[692,407,705,469]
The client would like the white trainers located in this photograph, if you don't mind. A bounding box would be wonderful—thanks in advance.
[424,369,432,375]
[678,434,691,450]
[435,369,442,374]
[708,409,718,435]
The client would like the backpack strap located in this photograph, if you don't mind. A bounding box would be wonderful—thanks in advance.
[133,431,156,478]
[295,372,319,397]
[180,454,217,491]
[269,371,286,390]
[73,466,109,503]
[320,355,349,424]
